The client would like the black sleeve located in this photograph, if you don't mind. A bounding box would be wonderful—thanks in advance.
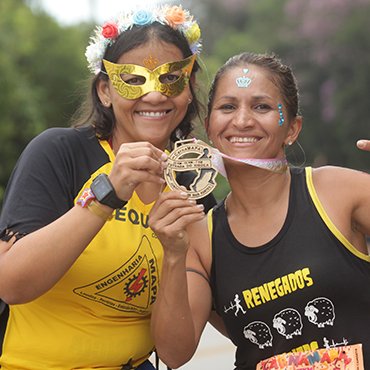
[0,127,107,239]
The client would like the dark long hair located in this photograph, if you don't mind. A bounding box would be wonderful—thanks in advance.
[72,22,203,148]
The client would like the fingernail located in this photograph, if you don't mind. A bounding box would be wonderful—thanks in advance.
[357,140,365,148]
[161,153,168,160]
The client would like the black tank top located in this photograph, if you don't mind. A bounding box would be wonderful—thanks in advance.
[209,167,370,370]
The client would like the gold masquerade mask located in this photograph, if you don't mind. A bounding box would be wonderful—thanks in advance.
[103,54,196,100]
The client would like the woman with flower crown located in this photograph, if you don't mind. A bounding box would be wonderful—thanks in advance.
[149,52,370,369]
[0,4,216,370]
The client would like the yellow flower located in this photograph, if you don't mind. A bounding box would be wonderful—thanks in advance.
[165,6,186,27]
[185,22,201,44]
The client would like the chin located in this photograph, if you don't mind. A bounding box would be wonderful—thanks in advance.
[148,137,169,149]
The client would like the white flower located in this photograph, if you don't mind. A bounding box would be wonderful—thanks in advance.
[85,5,202,75]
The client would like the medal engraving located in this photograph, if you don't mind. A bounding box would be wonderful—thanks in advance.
[164,140,218,199]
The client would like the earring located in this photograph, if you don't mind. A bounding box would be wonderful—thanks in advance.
[288,141,293,146]
[188,97,192,104]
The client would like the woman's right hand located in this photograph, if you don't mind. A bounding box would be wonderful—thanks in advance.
[149,191,205,257]
[108,142,168,201]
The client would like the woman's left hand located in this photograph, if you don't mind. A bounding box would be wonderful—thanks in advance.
[357,139,370,152]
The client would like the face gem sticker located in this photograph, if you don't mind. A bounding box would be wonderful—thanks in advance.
[236,68,252,88]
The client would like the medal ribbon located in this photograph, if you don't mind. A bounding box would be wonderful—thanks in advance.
[191,140,288,177]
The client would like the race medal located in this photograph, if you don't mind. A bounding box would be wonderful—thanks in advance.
[164,139,218,199]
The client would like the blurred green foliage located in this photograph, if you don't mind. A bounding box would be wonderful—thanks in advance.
[0,0,92,204]
[0,0,369,204]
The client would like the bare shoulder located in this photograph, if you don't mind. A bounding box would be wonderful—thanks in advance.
[310,166,370,244]
[312,165,370,205]
[312,165,369,188]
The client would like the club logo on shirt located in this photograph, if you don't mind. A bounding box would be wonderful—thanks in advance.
[73,235,159,315]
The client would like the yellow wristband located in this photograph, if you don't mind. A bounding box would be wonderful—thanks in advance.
[87,200,113,221]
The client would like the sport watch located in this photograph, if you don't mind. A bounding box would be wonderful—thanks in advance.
[90,174,127,209]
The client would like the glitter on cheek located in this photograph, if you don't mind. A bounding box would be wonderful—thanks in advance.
[278,103,285,126]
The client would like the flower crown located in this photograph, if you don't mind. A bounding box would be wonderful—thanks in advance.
[85,5,202,75]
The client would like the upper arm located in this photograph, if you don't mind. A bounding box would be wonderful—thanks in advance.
[209,311,229,338]
[187,215,229,339]
[186,217,213,341]
[313,166,370,237]
[350,169,370,235]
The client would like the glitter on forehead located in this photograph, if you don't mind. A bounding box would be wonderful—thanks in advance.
[236,68,252,88]
[143,55,159,70]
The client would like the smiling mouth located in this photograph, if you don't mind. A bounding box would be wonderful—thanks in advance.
[229,136,259,143]
[137,110,171,117]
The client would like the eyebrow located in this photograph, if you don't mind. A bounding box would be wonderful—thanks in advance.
[216,94,274,102]
[216,95,236,101]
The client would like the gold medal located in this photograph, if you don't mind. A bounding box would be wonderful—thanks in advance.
[164,139,218,199]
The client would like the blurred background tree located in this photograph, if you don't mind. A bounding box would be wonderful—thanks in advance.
[0,0,91,204]
[0,0,369,204]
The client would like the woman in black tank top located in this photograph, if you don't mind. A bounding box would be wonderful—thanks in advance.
[149,52,370,370]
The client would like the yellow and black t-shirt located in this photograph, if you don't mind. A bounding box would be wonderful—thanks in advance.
[0,126,215,370]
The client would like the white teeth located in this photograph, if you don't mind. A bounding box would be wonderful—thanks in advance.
[229,137,258,143]
[138,111,167,117]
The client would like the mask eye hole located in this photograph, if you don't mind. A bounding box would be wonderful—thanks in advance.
[120,74,146,85]
[159,71,182,84]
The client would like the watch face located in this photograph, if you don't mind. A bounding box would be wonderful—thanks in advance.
[92,175,112,200]
[91,174,126,209]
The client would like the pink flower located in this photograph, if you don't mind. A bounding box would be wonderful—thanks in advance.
[102,22,119,39]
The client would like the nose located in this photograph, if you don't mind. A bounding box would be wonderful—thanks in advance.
[140,91,168,104]
[233,107,254,129]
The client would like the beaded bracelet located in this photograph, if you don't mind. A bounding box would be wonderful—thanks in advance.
[87,200,113,221]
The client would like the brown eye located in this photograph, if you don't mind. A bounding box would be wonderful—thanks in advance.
[159,73,181,84]
[255,104,271,111]
[219,104,235,111]
[120,74,146,85]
